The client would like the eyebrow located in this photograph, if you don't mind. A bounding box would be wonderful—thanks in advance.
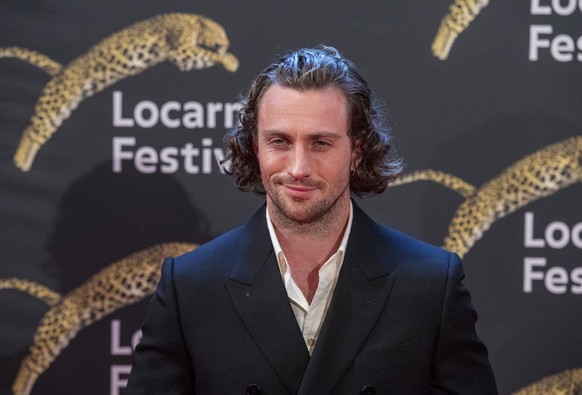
[261,130,344,140]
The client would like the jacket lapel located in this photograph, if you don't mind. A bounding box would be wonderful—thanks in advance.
[225,206,310,394]
[298,203,395,394]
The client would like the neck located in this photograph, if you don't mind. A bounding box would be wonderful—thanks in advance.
[268,195,350,268]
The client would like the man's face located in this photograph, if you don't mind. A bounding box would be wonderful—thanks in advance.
[255,84,355,224]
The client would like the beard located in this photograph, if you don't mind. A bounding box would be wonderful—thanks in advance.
[263,173,350,231]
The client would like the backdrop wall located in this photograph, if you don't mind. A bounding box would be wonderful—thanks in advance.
[1,1,580,394]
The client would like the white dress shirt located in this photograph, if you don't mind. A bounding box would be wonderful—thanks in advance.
[266,202,353,354]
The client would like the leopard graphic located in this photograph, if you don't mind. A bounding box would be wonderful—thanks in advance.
[0,278,62,307]
[0,13,239,172]
[1,242,196,395]
[441,136,581,258]
[1,135,580,395]
[392,169,476,199]
[0,47,63,77]
[432,0,490,60]
[395,136,582,258]
[513,368,582,394]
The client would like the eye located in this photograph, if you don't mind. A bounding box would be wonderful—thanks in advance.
[268,138,289,148]
[312,140,332,149]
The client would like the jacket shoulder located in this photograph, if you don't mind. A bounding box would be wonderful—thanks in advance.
[171,205,270,281]
[172,224,245,279]
[352,203,452,259]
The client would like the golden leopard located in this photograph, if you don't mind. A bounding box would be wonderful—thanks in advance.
[394,136,582,258]
[0,47,62,76]
[432,0,490,60]
[0,13,238,172]
[513,368,582,394]
[2,242,196,395]
[443,136,582,258]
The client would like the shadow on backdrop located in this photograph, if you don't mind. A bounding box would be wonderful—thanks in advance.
[43,161,210,293]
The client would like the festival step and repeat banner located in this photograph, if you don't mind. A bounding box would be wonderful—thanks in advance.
[0,1,580,394]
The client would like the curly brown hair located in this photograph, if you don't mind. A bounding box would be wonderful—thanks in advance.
[223,45,403,197]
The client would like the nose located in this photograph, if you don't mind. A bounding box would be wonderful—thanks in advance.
[288,145,312,179]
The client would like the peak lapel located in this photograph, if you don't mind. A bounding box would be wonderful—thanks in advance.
[225,206,309,394]
[298,253,394,394]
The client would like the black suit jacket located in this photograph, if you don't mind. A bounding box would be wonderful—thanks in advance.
[127,203,497,394]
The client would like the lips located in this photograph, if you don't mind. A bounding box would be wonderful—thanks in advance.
[283,184,317,199]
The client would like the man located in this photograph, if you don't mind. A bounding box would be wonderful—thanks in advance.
[126,46,497,394]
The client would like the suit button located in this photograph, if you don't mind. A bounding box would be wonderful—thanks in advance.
[360,385,376,395]
[246,384,262,395]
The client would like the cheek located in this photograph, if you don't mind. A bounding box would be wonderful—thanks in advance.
[333,148,355,169]
[315,156,351,179]
[258,152,284,176]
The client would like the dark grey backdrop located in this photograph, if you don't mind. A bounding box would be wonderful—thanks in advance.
[1,1,580,394]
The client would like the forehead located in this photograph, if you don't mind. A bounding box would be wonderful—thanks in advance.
[257,85,349,131]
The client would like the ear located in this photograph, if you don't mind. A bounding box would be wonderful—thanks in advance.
[253,140,258,155]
